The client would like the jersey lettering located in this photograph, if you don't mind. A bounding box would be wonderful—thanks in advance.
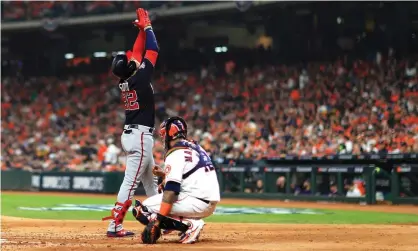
[173,140,215,178]
[184,150,192,162]
[122,90,140,110]
[192,144,214,173]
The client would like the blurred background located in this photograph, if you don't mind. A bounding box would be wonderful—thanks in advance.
[1,1,417,198]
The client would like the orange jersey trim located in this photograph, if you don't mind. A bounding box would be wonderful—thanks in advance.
[145,50,158,66]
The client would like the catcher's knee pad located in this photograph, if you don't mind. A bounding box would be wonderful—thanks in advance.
[132,208,150,225]
[132,199,153,225]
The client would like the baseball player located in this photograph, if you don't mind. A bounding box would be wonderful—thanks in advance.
[132,116,221,244]
[102,9,159,237]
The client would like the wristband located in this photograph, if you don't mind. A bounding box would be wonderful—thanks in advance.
[159,202,172,216]
[145,50,158,66]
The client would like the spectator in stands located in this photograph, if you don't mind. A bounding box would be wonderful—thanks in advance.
[84,1,116,15]
[295,180,311,195]
[254,179,264,193]
[80,140,98,163]
[2,1,26,21]
[276,176,286,193]
[346,179,366,198]
[103,138,121,166]
[329,182,338,197]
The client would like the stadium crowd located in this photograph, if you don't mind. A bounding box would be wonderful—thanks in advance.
[1,1,197,21]
[1,52,418,172]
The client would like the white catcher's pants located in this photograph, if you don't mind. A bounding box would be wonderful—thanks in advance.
[143,193,217,219]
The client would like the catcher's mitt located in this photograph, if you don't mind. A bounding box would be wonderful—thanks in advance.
[141,220,161,244]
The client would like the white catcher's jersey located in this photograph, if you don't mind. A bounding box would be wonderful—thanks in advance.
[164,140,220,202]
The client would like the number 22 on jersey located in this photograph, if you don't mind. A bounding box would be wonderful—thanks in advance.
[121,90,139,110]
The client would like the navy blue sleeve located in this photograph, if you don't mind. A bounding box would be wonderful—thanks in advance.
[145,29,159,52]
[164,181,181,195]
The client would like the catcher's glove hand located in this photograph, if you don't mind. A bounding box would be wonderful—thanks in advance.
[152,165,165,177]
[157,181,165,194]
[141,220,162,244]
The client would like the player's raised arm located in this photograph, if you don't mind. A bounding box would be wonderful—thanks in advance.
[133,8,159,67]
[130,21,146,63]
[111,8,158,82]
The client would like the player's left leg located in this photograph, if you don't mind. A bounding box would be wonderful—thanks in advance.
[104,130,155,237]
[139,140,159,197]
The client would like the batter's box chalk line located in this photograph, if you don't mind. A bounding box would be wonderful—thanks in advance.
[1,239,44,244]
[0,239,55,245]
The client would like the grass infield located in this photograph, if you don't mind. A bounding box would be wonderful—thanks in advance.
[2,193,418,224]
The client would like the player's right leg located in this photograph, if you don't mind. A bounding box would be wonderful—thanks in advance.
[103,149,140,236]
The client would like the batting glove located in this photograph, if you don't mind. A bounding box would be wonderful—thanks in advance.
[135,8,152,31]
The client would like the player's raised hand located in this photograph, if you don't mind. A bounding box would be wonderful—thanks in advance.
[134,8,152,30]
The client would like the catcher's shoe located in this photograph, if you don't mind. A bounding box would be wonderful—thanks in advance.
[106,229,134,238]
[179,219,205,244]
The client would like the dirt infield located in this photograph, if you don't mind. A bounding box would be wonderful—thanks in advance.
[2,216,418,251]
[2,192,418,250]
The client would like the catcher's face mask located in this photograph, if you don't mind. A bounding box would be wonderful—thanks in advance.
[159,116,188,150]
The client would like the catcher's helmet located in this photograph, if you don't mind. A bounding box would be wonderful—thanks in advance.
[159,116,188,150]
[111,54,137,80]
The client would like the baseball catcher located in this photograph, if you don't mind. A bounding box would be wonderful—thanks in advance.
[132,116,221,244]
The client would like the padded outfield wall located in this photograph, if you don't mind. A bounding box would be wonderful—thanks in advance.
[2,154,417,205]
